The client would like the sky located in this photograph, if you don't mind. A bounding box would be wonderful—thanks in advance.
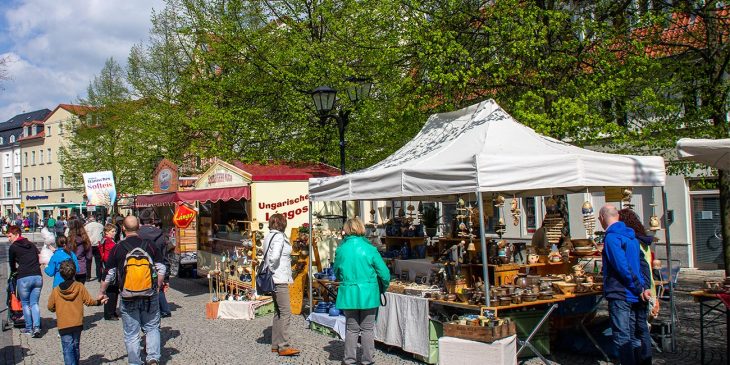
[0,0,164,120]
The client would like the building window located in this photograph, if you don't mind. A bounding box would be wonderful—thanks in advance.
[23,152,27,166]
[47,148,51,163]
[40,177,44,190]
[32,178,36,191]
[59,122,64,135]
[14,151,19,166]
[3,154,8,168]
[3,178,10,198]
[9,135,15,143]
[24,126,29,137]
[48,176,51,189]
[39,150,44,164]
[0,137,3,145]
[24,178,28,191]
[31,151,35,165]
[524,197,537,233]
[46,126,51,136]
[15,177,20,196]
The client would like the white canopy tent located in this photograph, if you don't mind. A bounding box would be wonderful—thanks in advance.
[677,138,730,170]
[307,99,675,349]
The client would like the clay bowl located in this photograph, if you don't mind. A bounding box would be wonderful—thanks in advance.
[446,294,457,302]
[522,294,538,302]
[574,276,587,284]
[498,296,512,306]
[571,239,595,248]
[511,295,523,304]
[555,282,577,295]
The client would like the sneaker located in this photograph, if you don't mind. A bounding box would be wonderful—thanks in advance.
[161,312,171,318]
[19,329,32,335]
[32,328,41,338]
[278,348,300,356]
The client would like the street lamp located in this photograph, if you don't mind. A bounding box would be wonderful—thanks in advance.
[310,77,373,221]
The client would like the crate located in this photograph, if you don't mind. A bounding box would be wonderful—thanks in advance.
[255,301,275,317]
[443,321,516,343]
[310,321,340,339]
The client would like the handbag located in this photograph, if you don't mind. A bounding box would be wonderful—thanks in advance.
[256,232,283,295]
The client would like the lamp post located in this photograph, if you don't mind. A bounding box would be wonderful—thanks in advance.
[311,77,372,222]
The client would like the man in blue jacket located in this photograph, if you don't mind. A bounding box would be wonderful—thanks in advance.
[599,204,652,365]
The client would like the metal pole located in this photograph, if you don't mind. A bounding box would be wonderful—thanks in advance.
[308,200,313,321]
[661,186,676,351]
[338,112,349,223]
[476,191,491,306]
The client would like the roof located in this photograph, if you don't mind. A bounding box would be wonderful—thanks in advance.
[309,100,666,201]
[232,161,340,181]
[57,104,92,116]
[17,130,45,142]
[0,109,50,148]
[0,109,51,132]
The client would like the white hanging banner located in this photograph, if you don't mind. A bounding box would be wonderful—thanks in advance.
[82,170,117,207]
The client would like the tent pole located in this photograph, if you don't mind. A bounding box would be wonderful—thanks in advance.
[661,187,676,352]
[476,191,491,306]
[308,200,313,325]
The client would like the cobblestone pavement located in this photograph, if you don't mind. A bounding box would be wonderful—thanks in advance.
[1,237,727,364]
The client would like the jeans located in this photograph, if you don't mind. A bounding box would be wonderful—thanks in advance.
[271,283,291,350]
[120,294,161,364]
[61,329,81,365]
[159,290,170,316]
[609,299,649,365]
[16,275,43,331]
[634,302,652,364]
[92,246,102,282]
[343,308,378,365]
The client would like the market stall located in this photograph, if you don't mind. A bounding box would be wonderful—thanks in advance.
[308,100,671,361]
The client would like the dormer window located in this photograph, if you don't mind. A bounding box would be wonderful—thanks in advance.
[9,135,15,143]
[24,126,29,136]
[0,137,4,145]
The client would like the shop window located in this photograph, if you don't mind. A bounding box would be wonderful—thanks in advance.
[524,197,537,233]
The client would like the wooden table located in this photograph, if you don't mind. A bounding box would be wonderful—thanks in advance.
[689,290,729,365]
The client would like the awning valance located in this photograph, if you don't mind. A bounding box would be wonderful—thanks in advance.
[136,186,251,207]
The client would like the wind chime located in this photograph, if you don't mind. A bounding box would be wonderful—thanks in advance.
[543,196,563,246]
[456,198,468,238]
[582,200,596,239]
[494,194,506,237]
[622,188,634,210]
[510,196,521,226]
[649,193,661,231]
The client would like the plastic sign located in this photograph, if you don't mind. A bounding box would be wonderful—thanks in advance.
[173,203,197,229]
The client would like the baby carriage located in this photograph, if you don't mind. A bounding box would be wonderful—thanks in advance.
[2,272,25,331]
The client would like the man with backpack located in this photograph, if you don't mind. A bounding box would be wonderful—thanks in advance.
[139,218,172,318]
[99,216,165,365]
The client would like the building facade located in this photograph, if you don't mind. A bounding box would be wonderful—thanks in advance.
[0,109,50,218]
[19,104,85,220]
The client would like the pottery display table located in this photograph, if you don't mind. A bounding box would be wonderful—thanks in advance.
[439,335,517,365]
[307,312,347,339]
[689,290,730,365]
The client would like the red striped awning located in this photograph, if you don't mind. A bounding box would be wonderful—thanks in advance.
[136,186,251,207]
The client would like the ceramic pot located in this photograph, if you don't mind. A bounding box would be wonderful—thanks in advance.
[527,254,540,264]
[514,274,529,289]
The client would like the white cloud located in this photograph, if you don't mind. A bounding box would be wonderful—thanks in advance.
[0,0,164,119]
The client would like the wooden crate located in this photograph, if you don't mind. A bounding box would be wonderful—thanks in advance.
[443,321,516,343]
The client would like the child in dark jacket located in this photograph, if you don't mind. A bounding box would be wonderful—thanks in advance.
[47,260,106,365]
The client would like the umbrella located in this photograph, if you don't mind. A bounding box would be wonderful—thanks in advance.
[676,138,730,170]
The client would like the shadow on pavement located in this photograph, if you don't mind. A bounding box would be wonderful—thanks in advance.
[0,345,28,364]
[256,326,272,345]
[82,353,127,364]
[168,277,209,297]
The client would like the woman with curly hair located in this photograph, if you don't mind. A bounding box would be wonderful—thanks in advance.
[68,219,93,283]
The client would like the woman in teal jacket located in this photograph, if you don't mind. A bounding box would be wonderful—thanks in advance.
[44,236,80,288]
[334,217,390,365]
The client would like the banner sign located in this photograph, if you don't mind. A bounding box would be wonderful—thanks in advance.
[173,203,197,229]
[82,171,117,207]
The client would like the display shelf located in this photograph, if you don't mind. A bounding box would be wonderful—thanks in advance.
[483,296,564,316]
[429,299,482,311]
[385,236,428,240]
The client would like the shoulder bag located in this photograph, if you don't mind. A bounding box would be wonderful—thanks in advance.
[256,232,282,295]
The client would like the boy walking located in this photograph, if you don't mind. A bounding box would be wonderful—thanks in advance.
[48,260,107,365]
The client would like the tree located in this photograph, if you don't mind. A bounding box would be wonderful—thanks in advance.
[59,58,161,211]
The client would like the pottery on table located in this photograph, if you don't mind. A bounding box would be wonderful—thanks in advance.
[514,274,529,289]
[555,282,577,295]
[527,253,540,264]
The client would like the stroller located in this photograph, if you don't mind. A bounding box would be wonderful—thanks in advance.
[2,272,25,331]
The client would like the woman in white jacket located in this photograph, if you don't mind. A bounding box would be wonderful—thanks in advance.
[262,213,299,357]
